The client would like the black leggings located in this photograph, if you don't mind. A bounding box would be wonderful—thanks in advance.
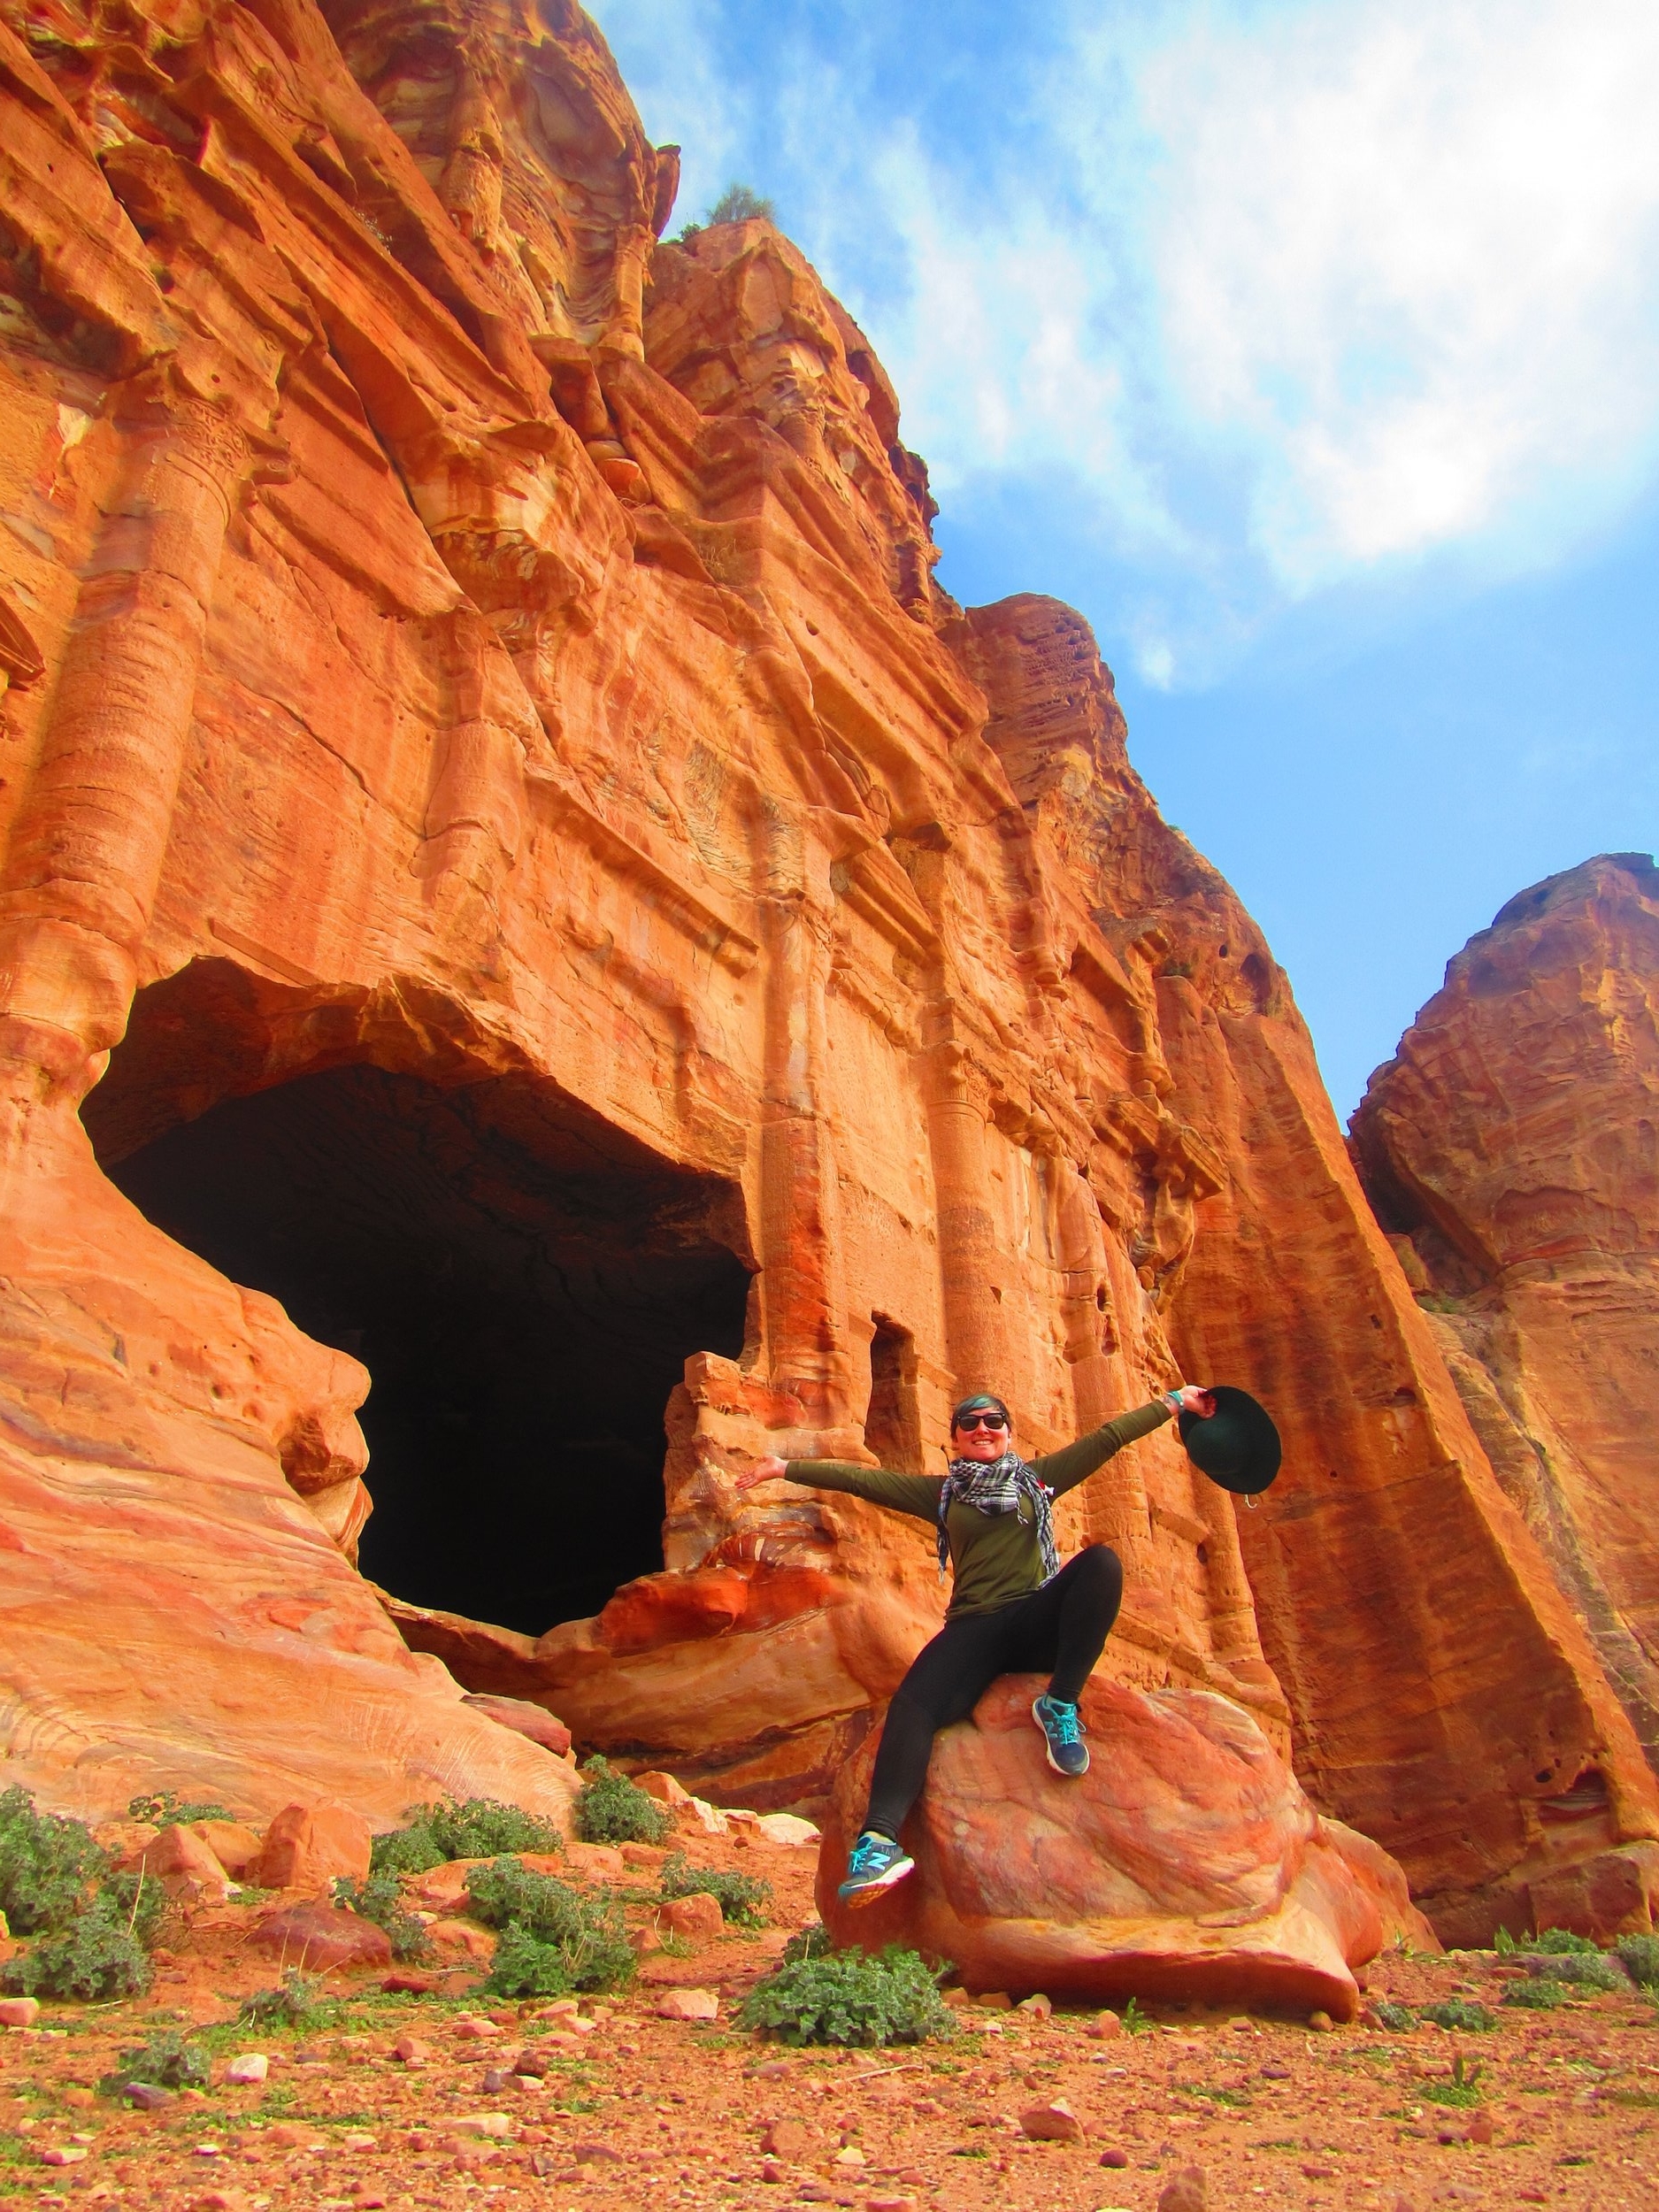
[863,1544,1124,1840]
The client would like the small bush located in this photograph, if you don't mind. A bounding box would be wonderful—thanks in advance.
[333,1870,430,1962]
[1371,1999,1417,2032]
[1120,1995,1155,2036]
[1419,1997,1496,2032]
[1525,1950,1625,1992]
[740,1945,954,2047]
[240,1968,325,2028]
[1420,2054,1484,2108]
[573,1757,671,1847]
[1616,1933,1659,1988]
[465,1858,634,1993]
[127,1791,234,1827]
[707,183,775,226]
[485,1925,575,2000]
[660,1851,770,1928]
[1531,1926,1600,1955]
[369,1796,562,1874]
[782,1923,831,1965]
[1504,1978,1572,2010]
[1,1900,152,2001]
[0,1787,107,1935]
[99,2028,207,2097]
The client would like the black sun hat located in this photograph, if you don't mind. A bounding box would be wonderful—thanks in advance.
[1178,1386,1281,1496]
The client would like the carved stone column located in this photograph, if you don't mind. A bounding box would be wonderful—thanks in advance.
[923,1041,1010,1400]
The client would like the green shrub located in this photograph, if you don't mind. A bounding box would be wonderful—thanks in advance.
[2,1901,152,2001]
[484,1925,575,2000]
[707,183,775,226]
[1503,1978,1572,2010]
[573,1757,671,1847]
[0,1788,107,1935]
[1525,1950,1625,1991]
[1531,1927,1600,1955]
[239,1969,325,2028]
[740,1945,954,2047]
[1420,2055,1485,2108]
[333,1870,430,1962]
[103,1870,167,1949]
[1119,1996,1155,2036]
[782,1923,831,1965]
[370,1797,563,1874]
[1616,1933,1659,1988]
[1371,1999,1417,2031]
[660,1850,770,1928]
[126,1792,234,1827]
[99,2029,207,2097]
[465,1858,634,1993]
[1419,1997,1497,2032]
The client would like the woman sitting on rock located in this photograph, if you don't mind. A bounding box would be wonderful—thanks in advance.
[736,1382,1216,1901]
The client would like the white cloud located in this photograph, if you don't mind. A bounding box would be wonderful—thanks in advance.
[591,0,1659,674]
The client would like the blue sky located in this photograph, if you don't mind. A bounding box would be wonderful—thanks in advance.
[591,0,1659,1115]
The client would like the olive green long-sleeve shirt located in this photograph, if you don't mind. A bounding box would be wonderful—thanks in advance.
[785,1400,1171,1619]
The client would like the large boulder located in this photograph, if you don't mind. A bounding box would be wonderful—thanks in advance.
[819,1676,1433,2020]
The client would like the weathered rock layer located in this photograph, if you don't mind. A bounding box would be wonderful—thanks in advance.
[0,0,1652,1932]
[1352,855,1659,1836]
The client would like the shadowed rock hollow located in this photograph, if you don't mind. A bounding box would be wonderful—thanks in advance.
[0,0,1655,1934]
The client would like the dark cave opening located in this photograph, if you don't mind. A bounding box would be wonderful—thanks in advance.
[84,1001,751,1634]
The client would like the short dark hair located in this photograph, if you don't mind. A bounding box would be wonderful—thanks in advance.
[950,1393,1011,1432]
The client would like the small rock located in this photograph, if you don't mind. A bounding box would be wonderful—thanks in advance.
[1259,2063,1291,2080]
[1156,2166,1208,2212]
[657,1891,724,1944]
[760,2160,786,2184]
[1302,2163,1336,2179]
[1100,2147,1131,2168]
[249,1902,390,1970]
[191,2193,252,2212]
[620,1841,667,1870]
[452,2113,514,2139]
[568,2139,625,2163]
[1463,2109,1494,2145]
[762,2118,814,2158]
[833,2145,867,2166]
[342,2131,377,2150]
[222,2054,267,2085]
[351,2193,387,2210]
[864,2199,919,2211]
[976,1991,1012,2009]
[392,2033,434,2066]
[451,2016,504,2040]
[427,1916,495,1958]
[657,1986,719,2020]
[755,1812,820,1847]
[1308,2008,1335,2032]
[1017,1993,1052,2019]
[246,1801,373,1892]
[0,1997,40,2028]
[126,2082,173,2110]
[1019,2099,1082,2144]
[797,2186,833,2206]
[481,2068,510,2093]
[1087,2008,1123,2039]
[634,1770,694,1806]
[189,1820,264,1878]
[40,2147,88,2167]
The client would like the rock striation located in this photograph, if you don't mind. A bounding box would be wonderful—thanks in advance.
[818,1673,1435,2018]
[1352,856,1659,1846]
[0,0,1652,1936]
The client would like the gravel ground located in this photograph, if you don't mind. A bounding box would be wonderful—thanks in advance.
[3,1830,1656,2212]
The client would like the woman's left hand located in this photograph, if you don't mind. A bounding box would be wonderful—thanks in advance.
[1169,1384,1217,1417]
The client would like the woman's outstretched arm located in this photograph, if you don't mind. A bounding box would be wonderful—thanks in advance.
[733,1455,946,1524]
[1033,1385,1216,1499]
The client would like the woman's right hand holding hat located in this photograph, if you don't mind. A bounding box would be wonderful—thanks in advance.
[1165,1384,1217,1417]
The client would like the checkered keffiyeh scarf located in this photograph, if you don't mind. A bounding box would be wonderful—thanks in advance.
[936,1452,1060,1587]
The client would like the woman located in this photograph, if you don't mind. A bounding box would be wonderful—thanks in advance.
[736,1382,1216,1900]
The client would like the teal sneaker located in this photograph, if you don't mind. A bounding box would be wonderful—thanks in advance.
[1033,1694,1089,1777]
[837,1830,915,1902]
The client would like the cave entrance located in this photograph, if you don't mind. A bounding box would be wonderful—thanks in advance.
[82,973,753,1634]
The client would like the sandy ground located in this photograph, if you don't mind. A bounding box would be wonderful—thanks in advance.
[3,1824,1657,2212]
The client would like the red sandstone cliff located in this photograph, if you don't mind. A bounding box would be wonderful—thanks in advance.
[0,0,1652,1935]
[1352,856,1659,1823]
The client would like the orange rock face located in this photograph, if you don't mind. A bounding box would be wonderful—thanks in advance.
[818,1674,1434,2018]
[0,0,1651,1937]
[1352,855,1659,1829]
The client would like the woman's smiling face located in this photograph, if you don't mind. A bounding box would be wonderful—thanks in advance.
[951,1407,1012,1463]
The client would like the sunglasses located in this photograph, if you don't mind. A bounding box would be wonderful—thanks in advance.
[955,1412,1009,1432]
